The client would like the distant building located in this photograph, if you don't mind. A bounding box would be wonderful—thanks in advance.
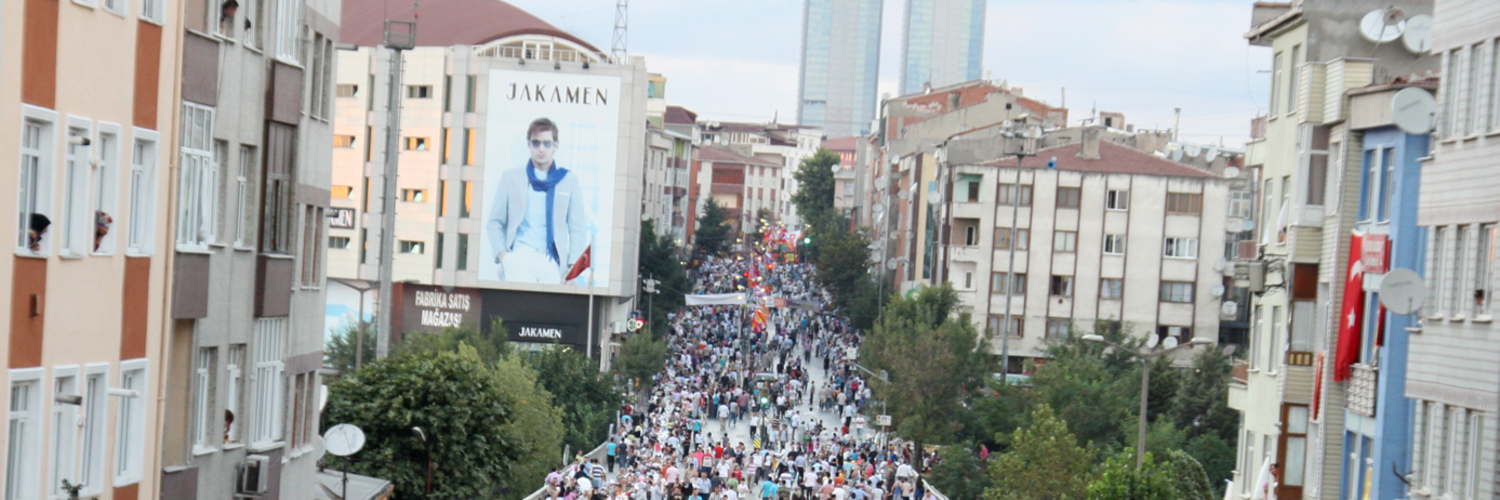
[798,0,883,137]
[697,121,823,226]
[688,146,784,246]
[899,0,986,95]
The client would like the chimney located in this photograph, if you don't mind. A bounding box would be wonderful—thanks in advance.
[1079,125,1102,159]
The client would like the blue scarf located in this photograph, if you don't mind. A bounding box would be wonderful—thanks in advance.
[526,161,568,263]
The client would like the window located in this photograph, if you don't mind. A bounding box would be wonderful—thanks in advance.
[192,348,217,451]
[113,361,146,485]
[329,236,350,249]
[406,85,433,99]
[465,128,477,165]
[1307,155,1327,205]
[991,272,1026,295]
[1053,231,1077,252]
[1105,189,1129,210]
[61,125,95,256]
[234,146,256,247]
[1476,225,1495,316]
[177,102,217,250]
[7,369,43,500]
[101,0,125,16]
[124,135,157,255]
[1413,402,1428,488]
[252,319,286,445]
[17,116,55,255]
[1267,306,1281,371]
[271,0,300,61]
[996,183,1032,206]
[400,240,424,254]
[262,123,296,254]
[225,345,245,444]
[466,75,477,112]
[1100,278,1123,299]
[1451,226,1468,316]
[404,137,429,150]
[300,206,322,287]
[434,233,444,269]
[1056,187,1081,208]
[964,271,974,289]
[438,181,448,217]
[1046,318,1071,338]
[1463,410,1482,497]
[440,129,450,164]
[965,179,980,202]
[1102,234,1126,255]
[994,228,1028,250]
[1229,190,1253,218]
[1157,325,1192,344]
[78,366,108,495]
[213,140,231,243]
[987,316,1022,338]
[461,181,473,218]
[1287,45,1300,114]
[333,135,355,148]
[1160,281,1195,303]
[400,188,426,202]
[92,129,120,254]
[213,0,236,38]
[1050,275,1073,297]
[1165,193,1203,214]
[313,36,333,119]
[1432,227,1448,315]
[1164,237,1198,258]
[290,373,306,448]
[457,233,469,271]
[952,218,979,246]
[336,84,358,98]
[1270,52,1283,118]
[50,368,79,497]
[1494,43,1500,131]
[1464,44,1482,135]
[1291,300,1314,352]
[965,226,978,246]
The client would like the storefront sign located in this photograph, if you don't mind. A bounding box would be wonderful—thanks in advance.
[399,285,480,334]
[508,322,582,344]
[1361,233,1388,275]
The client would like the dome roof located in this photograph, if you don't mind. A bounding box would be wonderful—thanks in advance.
[341,0,601,51]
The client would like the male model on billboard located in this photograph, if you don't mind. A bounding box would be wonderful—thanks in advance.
[487,117,592,284]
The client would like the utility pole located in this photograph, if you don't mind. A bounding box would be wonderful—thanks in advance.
[376,21,416,360]
[612,0,628,62]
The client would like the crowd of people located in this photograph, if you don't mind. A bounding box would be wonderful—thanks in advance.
[538,255,937,500]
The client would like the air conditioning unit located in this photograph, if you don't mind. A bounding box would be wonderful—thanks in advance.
[237,455,270,495]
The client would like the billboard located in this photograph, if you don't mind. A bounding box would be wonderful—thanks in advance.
[480,69,621,290]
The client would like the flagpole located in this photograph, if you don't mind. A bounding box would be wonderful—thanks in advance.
[587,233,596,365]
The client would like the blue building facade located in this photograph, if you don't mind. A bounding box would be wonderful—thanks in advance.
[797,0,883,138]
[1338,122,1429,500]
[898,0,984,96]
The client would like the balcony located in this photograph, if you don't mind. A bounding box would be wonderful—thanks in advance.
[1347,364,1377,417]
[1250,116,1267,140]
[1232,359,1249,385]
[950,245,983,263]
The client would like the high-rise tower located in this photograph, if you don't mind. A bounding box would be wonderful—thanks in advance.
[899,0,985,95]
[797,0,883,137]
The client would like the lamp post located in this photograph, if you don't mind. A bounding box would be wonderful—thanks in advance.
[997,120,1044,379]
[412,426,434,495]
[1081,334,1214,469]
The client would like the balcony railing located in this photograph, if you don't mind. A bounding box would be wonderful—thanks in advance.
[1347,364,1377,417]
[1232,359,1249,384]
[1250,116,1267,140]
[472,45,613,63]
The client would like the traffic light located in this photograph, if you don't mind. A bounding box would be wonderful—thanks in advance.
[803,237,811,244]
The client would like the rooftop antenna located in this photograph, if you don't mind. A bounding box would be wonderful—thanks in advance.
[612,0,628,62]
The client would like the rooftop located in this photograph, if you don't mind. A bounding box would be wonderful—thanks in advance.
[696,147,782,167]
[822,137,860,151]
[665,106,698,125]
[341,0,601,50]
[982,141,1216,179]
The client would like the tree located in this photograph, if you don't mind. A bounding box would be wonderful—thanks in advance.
[323,346,520,499]
[523,346,624,453]
[790,148,840,221]
[861,283,987,471]
[1086,452,1175,500]
[400,318,511,365]
[812,225,872,311]
[639,219,691,333]
[1161,449,1217,500]
[1027,343,1137,451]
[1166,345,1238,485]
[692,198,734,257]
[983,405,1096,500]
[1183,432,1236,489]
[489,354,567,499]
[617,330,668,388]
[928,441,993,500]
[325,322,376,374]
[959,379,1035,452]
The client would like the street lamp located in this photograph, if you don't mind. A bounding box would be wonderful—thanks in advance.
[1081,334,1213,470]
[411,426,434,495]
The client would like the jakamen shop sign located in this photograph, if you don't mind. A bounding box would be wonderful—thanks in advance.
[517,326,564,340]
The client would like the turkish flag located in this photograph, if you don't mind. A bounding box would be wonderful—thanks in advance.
[1334,232,1365,382]
[564,245,591,282]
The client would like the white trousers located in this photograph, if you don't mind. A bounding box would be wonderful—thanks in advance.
[501,244,563,284]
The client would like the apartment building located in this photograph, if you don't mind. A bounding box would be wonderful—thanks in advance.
[1,0,181,496]
[1404,1,1500,499]
[697,121,823,227]
[154,0,341,494]
[688,146,784,242]
[1228,2,1434,499]
[325,0,647,363]
[938,128,1230,370]
[644,126,694,242]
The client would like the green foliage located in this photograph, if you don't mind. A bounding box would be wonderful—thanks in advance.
[523,346,624,453]
[323,347,520,499]
[790,148,841,221]
[983,405,1095,500]
[928,441,993,500]
[1162,449,1217,500]
[862,283,987,470]
[812,225,872,312]
[325,322,376,374]
[638,219,691,333]
[489,354,567,499]
[1028,341,1137,451]
[959,379,1035,451]
[692,198,734,257]
[1183,433,1236,489]
[1086,452,1175,500]
[617,330,669,386]
[1170,345,1238,442]
[399,318,511,365]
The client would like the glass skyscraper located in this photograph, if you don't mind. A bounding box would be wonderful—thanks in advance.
[899,0,985,96]
[797,0,883,138]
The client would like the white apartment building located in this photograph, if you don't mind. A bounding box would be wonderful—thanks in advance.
[698,122,823,226]
[941,129,1230,371]
[643,126,694,243]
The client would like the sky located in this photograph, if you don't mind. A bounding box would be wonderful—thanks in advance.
[506,0,1271,147]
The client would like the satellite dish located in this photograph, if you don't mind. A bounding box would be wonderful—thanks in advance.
[877,176,890,189]
[1242,219,1256,232]
[1146,335,1160,348]
[1224,166,1241,179]
[831,164,842,173]
[1379,267,1427,315]
[1211,284,1226,297]
[897,190,910,200]
[1402,14,1434,53]
[1186,144,1202,157]
[1392,87,1437,135]
[1360,9,1405,43]
[1214,259,1228,272]
[324,424,367,457]
[867,241,882,250]
[1221,301,1239,317]
[886,259,898,270]
[1163,336,1179,349]
[1206,148,1220,162]
[1171,149,1183,161]
[873,203,885,214]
